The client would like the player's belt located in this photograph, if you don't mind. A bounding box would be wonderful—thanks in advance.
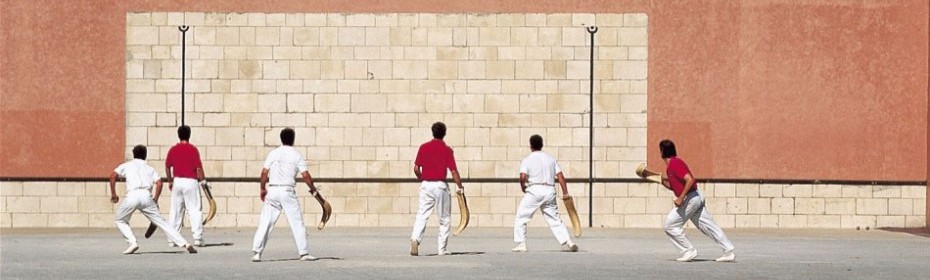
[268,184,295,187]
[528,183,555,187]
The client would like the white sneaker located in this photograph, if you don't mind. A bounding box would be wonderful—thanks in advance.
[438,249,452,256]
[715,251,735,262]
[251,253,261,262]
[511,243,527,252]
[300,254,318,261]
[183,244,198,254]
[410,240,419,256]
[676,249,697,262]
[567,243,579,252]
[194,239,204,247]
[123,243,139,254]
[168,242,178,248]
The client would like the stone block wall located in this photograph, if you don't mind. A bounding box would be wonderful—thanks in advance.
[2,181,924,229]
[124,12,648,180]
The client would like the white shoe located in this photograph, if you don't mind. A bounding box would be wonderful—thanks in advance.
[251,253,261,262]
[676,249,697,262]
[567,243,579,252]
[123,243,139,254]
[438,249,452,256]
[168,242,178,248]
[716,251,735,262]
[194,239,204,247]
[183,244,198,254]
[300,254,318,261]
[511,243,527,252]
[410,240,419,256]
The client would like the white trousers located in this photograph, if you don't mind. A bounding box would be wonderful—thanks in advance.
[410,181,451,251]
[115,189,189,246]
[169,177,203,241]
[513,185,572,245]
[664,190,735,253]
[252,187,309,256]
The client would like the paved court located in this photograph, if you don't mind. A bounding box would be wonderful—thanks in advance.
[2,227,929,279]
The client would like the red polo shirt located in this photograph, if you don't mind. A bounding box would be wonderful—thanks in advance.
[415,139,457,181]
[165,142,203,179]
[666,157,698,197]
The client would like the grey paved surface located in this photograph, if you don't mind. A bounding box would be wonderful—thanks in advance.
[2,227,929,279]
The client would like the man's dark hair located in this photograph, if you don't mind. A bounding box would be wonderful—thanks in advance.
[132,145,147,160]
[177,125,191,141]
[530,134,544,151]
[280,128,296,146]
[659,139,677,159]
[431,122,446,139]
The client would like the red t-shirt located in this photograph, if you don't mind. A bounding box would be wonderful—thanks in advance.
[165,142,203,179]
[666,157,698,197]
[414,139,457,181]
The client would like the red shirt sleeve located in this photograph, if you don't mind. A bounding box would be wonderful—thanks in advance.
[669,158,691,182]
[165,147,174,169]
[414,144,425,166]
[192,146,203,169]
[446,148,457,172]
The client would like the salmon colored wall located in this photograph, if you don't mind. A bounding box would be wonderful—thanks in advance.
[1,0,928,182]
[647,1,928,181]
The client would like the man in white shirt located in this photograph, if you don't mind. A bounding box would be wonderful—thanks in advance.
[251,128,320,262]
[512,135,578,253]
[109,145,197,255]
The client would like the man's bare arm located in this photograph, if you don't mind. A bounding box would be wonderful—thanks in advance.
[109,172,119,203]
[259,168,269,202]
[165,166,174,191]
[519,173,528,193]
[196,167,205,183]
[413,164,422,180]
[450,169,464,191]
[556,172,569,198]
[301,171,318,194]
[153,179,163,203]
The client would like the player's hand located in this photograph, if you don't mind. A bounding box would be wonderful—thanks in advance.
[521,186,527,193]
[260,189,267,202]
[168,182,173,191]
[673,197,684,207]
[110,195,119,204]
[199,180,207,187]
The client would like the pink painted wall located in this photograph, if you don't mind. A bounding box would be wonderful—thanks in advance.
[2,0,927,183]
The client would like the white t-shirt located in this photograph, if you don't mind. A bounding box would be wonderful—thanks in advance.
[263,145,309,186]
[519,151,562,186]
[114,159,160,192]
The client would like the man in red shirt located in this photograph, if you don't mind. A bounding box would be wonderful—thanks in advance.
[165,125,207,247]
[660,139,735,262]
[409,122,464,256]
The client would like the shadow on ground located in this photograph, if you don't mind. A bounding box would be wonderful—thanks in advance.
[880,227,930,238]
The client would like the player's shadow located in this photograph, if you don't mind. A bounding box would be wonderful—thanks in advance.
[423,251,485,256]
[135,251,184,255]
[880,227,930,238]
[200,242,234,247]
[259,256,343,262]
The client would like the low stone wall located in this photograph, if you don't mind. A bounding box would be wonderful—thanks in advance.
[1,181,924,229]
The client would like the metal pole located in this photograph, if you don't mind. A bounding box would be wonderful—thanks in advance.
[179,25,189,126]
[586,26,598,228]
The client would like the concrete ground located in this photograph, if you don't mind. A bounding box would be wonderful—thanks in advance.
[2,227,929,279]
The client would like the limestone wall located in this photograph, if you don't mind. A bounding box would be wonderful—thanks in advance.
[124,12,648,180]
[1,181,924,229]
